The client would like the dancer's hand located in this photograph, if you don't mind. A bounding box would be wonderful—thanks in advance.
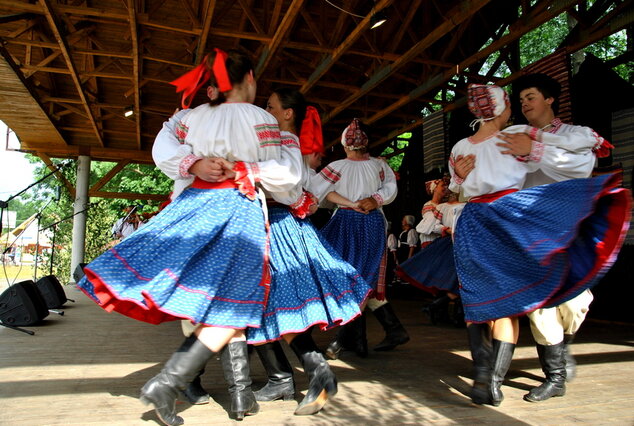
[497,132,532,156]
[454,154,475,179]
[189,157,227,182]
[358,197,379,212]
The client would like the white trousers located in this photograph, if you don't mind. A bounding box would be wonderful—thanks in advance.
[528,290,594,345]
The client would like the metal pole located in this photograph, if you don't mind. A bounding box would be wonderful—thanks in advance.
[70,155,90,283]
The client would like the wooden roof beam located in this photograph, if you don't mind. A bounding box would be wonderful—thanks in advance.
[255,0,304,78]
[90,159,131,192]
[39,0,104,147]
[36,152,75,197]
[356,0,584,150]
[388,0,422,53]
[300,0,394,94]
[322,0,491,126]
[127,0,141,150]
[194,0,216,63]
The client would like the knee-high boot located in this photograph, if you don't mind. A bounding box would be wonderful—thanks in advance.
[489,339,515,407]
[563,333,577,381]
[466,323,492,405]
[220,341,259,420]
[182,369,210,405]
[290,332,338,415]
[140,335,215,426]
[372,303,410,351]
[325,315,368,359]
[524,342,566,402]
[253,341,295,401]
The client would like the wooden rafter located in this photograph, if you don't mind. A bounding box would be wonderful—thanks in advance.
[365,0,588,149]
[322,0,491,128]
[254,0,304,78]
[300,0,394,94]
[194,0,217,63]
[127,0,141,150]
[39,0,104,147]
[36,152,75,197]
[89,159,131,192]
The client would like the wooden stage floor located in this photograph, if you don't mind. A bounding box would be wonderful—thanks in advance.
[1,285,633,425]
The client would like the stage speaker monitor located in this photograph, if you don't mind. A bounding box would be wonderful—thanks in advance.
[36,275,68,309]
[73,263,88,283]
[0,280,49,326]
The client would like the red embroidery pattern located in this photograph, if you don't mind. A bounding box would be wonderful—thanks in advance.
[175,121,188,144]
[281,136,300,149]
[179,154,202,178]
[372,193,384,206]
[320,165,341,184]
[255,124,282,147]
[379,169,385,181]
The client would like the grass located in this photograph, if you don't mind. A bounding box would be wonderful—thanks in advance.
[0,263,38,288]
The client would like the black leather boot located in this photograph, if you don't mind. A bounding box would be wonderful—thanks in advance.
[372,303,410,351]
[489,339,515,407]
[290,332,338,415]
[325,315,368,359]
[466,323,493,405]
[140,335,215,426]
[563,333,577,381]
[182,369,210,405]
[422,294,450,325]
[524,342,566,402]
[253,341,295,401]
[220,341,259,420]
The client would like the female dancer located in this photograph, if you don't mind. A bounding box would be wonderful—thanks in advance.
[449,83,631,406]
[152,87,372,416]
[311,119,409,357]
[77,49,293,425]
[396,179,464,322]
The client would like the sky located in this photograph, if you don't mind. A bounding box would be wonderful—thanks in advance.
[0,120,38,206]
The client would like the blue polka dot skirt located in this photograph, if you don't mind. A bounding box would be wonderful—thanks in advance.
[246,207,372,344]
[397,236,459,295]
[320,208,386,289]
[77,187,270,329]
[454,173,631,323]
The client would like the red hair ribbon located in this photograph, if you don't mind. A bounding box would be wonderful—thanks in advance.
[211,48,232,93]
[299,106,324,156]
[169,48,232,109]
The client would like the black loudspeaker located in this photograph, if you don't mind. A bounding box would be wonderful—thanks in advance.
[0,281,50,326]
[36,275,68,309]
[73,263,87,283]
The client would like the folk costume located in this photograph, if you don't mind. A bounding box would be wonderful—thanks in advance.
[314,118,409,356]
[449,84,631,324]
[397,198,465,295]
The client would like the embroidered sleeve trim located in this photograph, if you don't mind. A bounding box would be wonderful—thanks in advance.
[289,191,318,219]
[591,131,614,158]
[516,141,544,163]
[319,165,341,185]
[246,162,261,183]
[449,154,464,185]
[179,154,202,178]
[233,161,257,200]
[372,193,384,206]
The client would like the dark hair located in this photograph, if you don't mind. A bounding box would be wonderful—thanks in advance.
[205,50,254,105]
[272,87,307,133]
[514,73,562,114]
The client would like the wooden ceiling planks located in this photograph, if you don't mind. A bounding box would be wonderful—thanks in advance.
[0,0,630,163]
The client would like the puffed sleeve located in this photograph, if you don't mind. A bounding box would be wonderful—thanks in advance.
[513,125,599,181]
[406,228,419,247]
[250,132,303,196]
[310,162,341,206]
[372,159,398,206]
[416,201,443,236]
[387,234,398,252]
[152,109,198,180]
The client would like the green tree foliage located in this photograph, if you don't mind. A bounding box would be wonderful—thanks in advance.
[18,156,172,283]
